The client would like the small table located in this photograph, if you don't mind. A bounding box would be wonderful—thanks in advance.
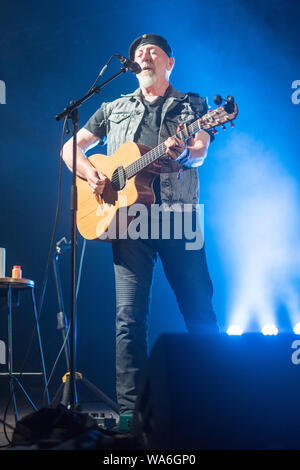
[0,278,49,423]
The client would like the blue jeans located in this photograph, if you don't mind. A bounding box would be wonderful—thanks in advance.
[112,215,218,414]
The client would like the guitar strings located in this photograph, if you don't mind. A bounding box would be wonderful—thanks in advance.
[125,117,205,178]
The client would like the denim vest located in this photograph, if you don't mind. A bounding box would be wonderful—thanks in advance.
[92,85,208,205]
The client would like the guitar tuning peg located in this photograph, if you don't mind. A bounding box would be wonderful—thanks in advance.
[222,124,226,130]
[214,95,223,106]
[212,128,218,134]
[230,121,234,127]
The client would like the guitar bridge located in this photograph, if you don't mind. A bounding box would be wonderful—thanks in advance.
[111,166,126,191]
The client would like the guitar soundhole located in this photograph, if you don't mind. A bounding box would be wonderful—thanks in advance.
[111,166,126,191]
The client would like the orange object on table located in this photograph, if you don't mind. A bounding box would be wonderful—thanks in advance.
[12,265,22,279]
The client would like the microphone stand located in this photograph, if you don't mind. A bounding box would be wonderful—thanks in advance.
[53,238,71,373]
[55,65,129,411]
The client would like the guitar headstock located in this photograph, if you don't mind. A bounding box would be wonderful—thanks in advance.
[200,95,239,133]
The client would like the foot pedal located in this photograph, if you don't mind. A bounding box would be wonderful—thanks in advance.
[118,413,133,433]
[89,412,117,430]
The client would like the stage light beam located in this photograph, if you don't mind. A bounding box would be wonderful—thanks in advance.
[211,133,300,333]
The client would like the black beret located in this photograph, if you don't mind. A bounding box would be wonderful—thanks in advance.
[129,34,173,60]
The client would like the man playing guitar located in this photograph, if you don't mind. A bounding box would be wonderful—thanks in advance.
[61,34,219,429]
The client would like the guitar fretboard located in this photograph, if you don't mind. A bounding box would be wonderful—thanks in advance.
[125,118,203,178]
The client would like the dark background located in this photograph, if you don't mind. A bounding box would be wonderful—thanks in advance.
[0,0,299,403]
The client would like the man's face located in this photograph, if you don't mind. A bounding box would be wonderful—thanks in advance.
[134,44,174,87]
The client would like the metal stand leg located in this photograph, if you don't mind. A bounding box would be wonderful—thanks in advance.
[51,374,119,412]
[30,288,50,405]
[80,377,119,413]
[12,376,38,411]
[7,285,19,422]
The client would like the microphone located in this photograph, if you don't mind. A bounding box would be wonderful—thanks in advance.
[115,54,142,74]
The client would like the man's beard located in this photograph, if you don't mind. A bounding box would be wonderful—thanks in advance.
[138,71,157,88]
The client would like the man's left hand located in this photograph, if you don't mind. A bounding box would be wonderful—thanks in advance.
[165,125,210,168]
[165,135,187,161]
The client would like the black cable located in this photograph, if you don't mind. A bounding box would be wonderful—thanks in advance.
[86,55,115,93]
[36,114,68,321]
[76,238,86,300]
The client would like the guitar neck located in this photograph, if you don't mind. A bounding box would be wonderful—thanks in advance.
[125,101,238,178]
[125,141,167,178]
[125,121,201,179]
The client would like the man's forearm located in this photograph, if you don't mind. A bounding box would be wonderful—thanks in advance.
[61,138,94,179]
[186,144,207,167]
[185,131,210,167]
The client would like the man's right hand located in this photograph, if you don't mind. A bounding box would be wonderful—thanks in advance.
[85,166,109,195]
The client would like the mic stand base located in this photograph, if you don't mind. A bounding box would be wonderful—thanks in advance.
[51,372,119,415]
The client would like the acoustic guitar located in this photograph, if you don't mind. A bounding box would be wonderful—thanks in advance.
[76,96,238,241]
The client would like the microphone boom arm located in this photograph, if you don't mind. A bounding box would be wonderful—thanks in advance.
[55,66,128,122]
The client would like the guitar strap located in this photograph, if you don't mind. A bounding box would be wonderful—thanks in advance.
[186,92,208,118]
